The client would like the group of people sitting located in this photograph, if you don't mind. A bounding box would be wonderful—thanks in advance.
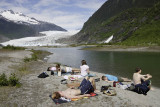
[49,60,152,99]
[101,68,152,95]
[47,60,90,77]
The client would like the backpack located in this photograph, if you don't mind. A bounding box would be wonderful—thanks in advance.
[127,83,135,91]
[38,72,49,78]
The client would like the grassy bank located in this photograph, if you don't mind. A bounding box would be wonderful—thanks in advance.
[81,45,160,52]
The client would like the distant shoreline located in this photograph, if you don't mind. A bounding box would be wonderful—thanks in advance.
[81,45,160,52]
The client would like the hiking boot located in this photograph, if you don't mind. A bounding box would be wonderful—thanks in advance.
[101,85,111,92]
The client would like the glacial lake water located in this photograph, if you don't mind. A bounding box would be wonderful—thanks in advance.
[40,47,160,88]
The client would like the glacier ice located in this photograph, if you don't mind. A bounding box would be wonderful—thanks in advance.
[1,30,79,46]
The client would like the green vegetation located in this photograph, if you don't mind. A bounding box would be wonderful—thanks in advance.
[0,49,51,88]
[24,52,38,62]
[24,49,50,62]
[69,44,78,47]
[2,45,25,50]
[24,57,31,62]
[16,50,51,78]
[0,73,20,87]
[99,31,114,41]
[75,0,160,46]
[96,43,113,47]
[119,21,160,46]
[8,73,20,87]
[118,2,160,46]
[0,73,8,86]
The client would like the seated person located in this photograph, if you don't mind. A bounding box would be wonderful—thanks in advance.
[52,77,96,99]
[61,66,80,75]
[47,64,60,75]
[80,60,90,77]
[47,64,80,75]
[101,74,131,82]
[133,67,152,95]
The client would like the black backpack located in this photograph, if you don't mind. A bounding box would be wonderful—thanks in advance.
[38,72,49,78]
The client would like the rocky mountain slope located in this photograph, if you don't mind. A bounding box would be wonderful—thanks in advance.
[59,0,160,46]
[0,10,67,43]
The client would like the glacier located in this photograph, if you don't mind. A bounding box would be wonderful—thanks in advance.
[1,30,79,46]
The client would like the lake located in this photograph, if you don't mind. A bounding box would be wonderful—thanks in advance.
[40,47,160,88]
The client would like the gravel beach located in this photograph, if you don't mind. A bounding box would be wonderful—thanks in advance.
[0,48,160,107]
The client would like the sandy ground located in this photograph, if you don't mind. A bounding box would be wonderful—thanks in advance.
[0,50,32,76]
[0,49,160,107]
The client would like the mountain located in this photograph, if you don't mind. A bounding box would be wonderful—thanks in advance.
[59,0,160,46]
[0,10,67,43]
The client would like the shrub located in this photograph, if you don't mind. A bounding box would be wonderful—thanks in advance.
[31,54,38,61]
[24,57,31,62]
[0,73,21,87]
[2,45,25,50]
[23,50,40,62]
[8,73,20,86]
[24,50,51,62]
[23,54,38,62]
[0,73,9,86]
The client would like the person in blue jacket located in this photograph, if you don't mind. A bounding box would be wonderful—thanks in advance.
[101,74,131,82]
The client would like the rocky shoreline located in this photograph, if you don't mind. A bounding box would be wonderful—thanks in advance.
[0,48,160,107]
[82,45,160,52]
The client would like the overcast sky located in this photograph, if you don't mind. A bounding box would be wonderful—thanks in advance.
[0,0,106,30]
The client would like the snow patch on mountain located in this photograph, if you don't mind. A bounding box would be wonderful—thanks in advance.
[0,10,39,24]
[104,35,113,43]
[1,30,79,46]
